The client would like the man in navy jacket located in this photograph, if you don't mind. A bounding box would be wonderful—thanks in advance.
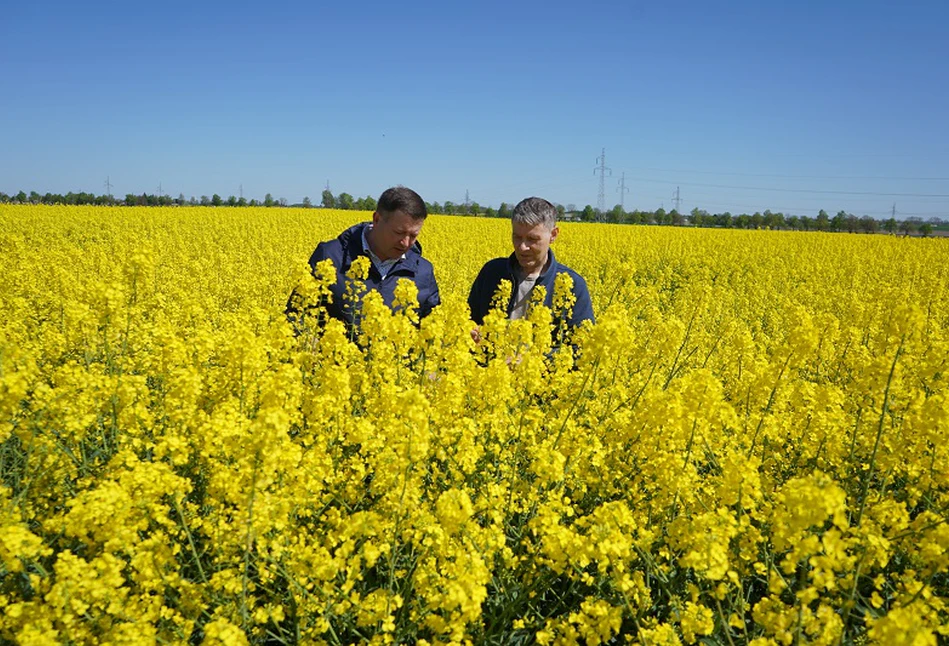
[468,197,594,337]
[287,186,440,332]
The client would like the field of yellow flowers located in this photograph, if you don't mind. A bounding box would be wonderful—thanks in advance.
[1,204,947,645]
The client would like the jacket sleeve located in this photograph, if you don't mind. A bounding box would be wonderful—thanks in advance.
[569,273,595,326]
[467,265,491,326]
[285,241,334,334]
[418,265,441,319]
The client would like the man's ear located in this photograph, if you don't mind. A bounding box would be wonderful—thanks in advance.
[372,211,382,225]
[550,226,560,242]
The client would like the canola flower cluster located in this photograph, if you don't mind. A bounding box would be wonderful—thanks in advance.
[1,204,948,645]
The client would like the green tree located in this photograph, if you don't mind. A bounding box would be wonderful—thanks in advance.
[498,202,512,218]
[15,190,27,203]
[363,196,377,212]
[831,210,847,232]
[883,218,897,233]
[321,190,335,208]
[443,201,456,215]
[337,193,354,210]
[211,194,223,206]
[690,207,701,226]
[302,196,312,208]
[920,222,933,237]
[845,213,858,233]
[581,205,596,222]
[263,193,275,207]
[226,195,237,206]
[859,216,879,233]
[816,209,830,231]
[484,206,497,218]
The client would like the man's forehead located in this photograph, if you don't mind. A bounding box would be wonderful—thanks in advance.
[381,210,423,229]
[512,221,552,235]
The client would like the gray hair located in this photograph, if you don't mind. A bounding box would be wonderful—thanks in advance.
[512,197,557,229]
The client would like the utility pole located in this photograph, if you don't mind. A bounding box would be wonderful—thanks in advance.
[104,176,113,202]
[157,182,163,199]
[892,203,897,219]
[464,189,471,214]
[239,184,243,200]
[672,186,681,213]
[617,172,629,211]
[594,148,611,221]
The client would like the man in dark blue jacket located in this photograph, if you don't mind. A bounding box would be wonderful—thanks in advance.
[468,197,594,338]
[287,186,440,333]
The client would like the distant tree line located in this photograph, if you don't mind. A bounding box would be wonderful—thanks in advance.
[2,189,943,236]
[588,205,943,236]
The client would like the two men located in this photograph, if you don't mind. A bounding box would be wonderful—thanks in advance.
[289,190,593,335]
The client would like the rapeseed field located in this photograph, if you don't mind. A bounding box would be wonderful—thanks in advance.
[1,205,947,644]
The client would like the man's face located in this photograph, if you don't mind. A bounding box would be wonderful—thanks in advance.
[370,210,424,261]
[512,221,558,276]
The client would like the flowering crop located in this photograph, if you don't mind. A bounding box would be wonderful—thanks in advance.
[1,205,948,645]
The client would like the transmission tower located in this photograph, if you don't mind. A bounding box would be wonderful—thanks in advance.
[672,186,681,213]
[892,203,897,219]
[104,176,113,201]
[617,172,629,211]
[594,148,611,220]
[239,184,243,200]
[464,189,471,212]
[157,182,163,199]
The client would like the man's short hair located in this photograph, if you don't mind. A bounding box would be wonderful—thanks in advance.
[512,197,557,229]
[377,186,427,220]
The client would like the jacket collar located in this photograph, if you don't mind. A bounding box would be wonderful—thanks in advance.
[340,222,423,273]
[506,248,559,282]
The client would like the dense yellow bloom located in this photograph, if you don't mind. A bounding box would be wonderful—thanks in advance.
[1,205,948,644]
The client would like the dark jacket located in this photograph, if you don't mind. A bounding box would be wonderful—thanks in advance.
[467,250,594,329]
[287,223,440,331]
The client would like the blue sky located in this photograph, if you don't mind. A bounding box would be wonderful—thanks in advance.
[3,0,948,219]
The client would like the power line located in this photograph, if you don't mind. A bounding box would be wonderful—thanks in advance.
[624,176,949,198]
[594,148,611,219]
[617,172,629,210]
[631,166,949,182]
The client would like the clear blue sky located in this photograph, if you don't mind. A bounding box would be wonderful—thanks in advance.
[3,0,948,219]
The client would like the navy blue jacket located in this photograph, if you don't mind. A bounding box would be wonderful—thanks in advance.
[287,223,440,330]
[467,250,594,328]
